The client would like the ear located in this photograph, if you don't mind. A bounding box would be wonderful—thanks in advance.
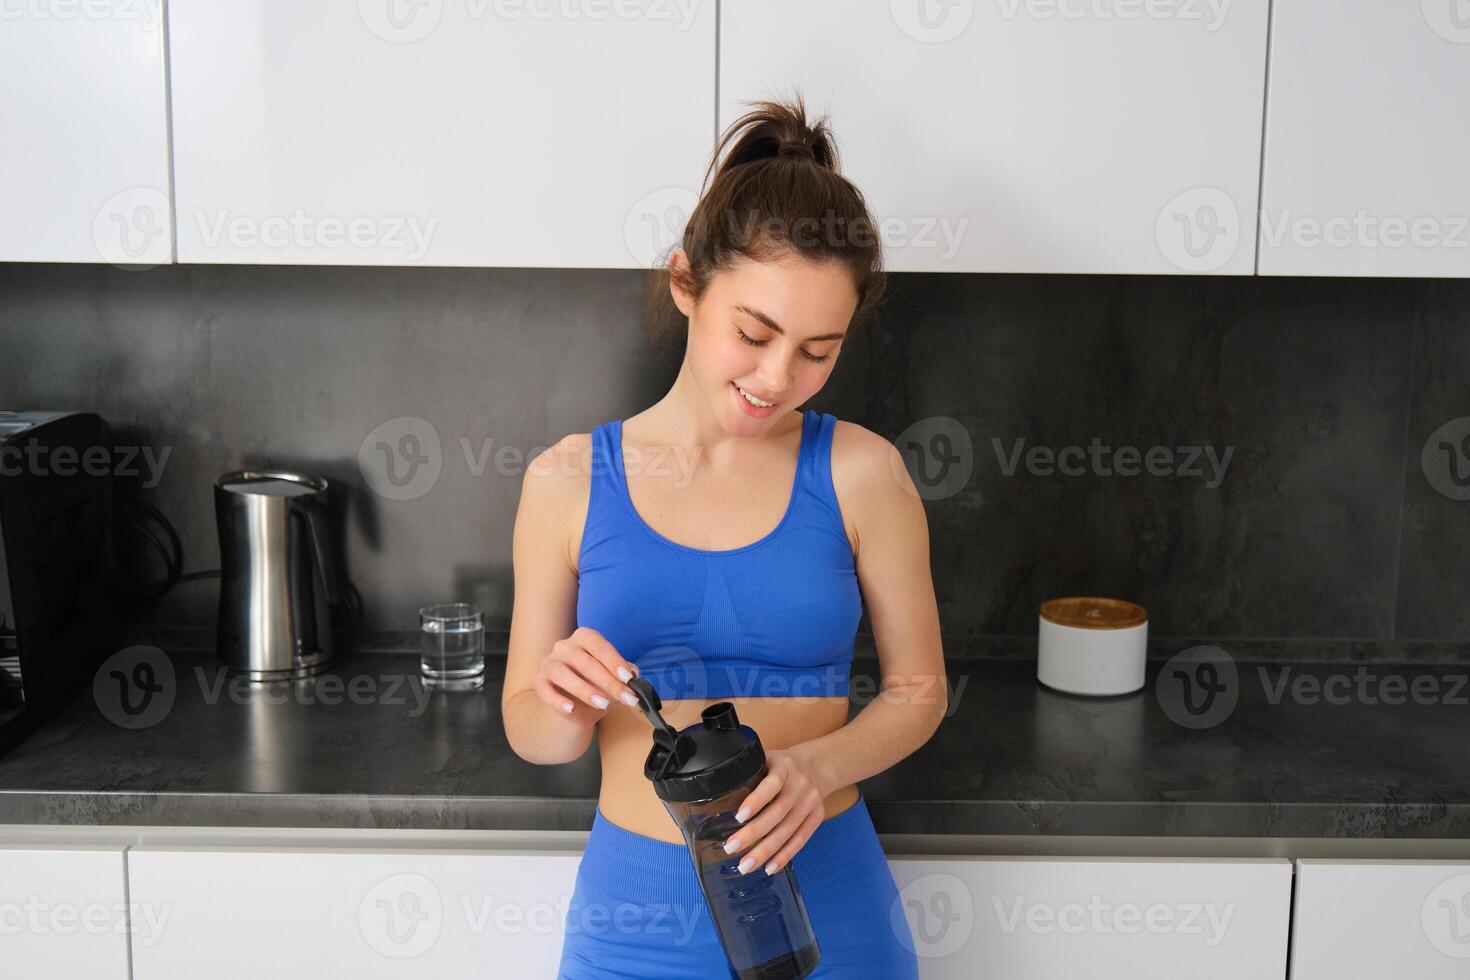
[668,248,696,318]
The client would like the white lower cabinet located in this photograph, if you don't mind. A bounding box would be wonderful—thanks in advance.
[0,845,133,978]
[887,856,1291,979]
[127,848,580,979]
[1290,859,1470,978]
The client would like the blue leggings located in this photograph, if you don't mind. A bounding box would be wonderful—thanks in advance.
[557,791,919,979]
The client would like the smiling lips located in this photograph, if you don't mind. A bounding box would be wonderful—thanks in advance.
[736,384,777,408]
[731,382,780,418]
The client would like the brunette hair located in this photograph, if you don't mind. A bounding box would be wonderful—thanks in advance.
[646,93,886,353]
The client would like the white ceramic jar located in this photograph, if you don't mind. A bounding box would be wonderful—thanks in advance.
[1037,597,1148,696]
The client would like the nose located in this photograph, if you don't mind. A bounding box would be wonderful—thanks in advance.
[754,351,793,397]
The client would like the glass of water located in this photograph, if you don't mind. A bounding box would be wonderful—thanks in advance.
[419,603,485,689]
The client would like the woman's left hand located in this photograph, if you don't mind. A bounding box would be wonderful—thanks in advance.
[720,745,828,877]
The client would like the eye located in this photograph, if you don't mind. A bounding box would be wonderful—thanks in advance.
[740,326,834,364]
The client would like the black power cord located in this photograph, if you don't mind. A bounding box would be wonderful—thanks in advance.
[112,490,363,637]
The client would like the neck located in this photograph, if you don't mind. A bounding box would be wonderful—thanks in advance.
[634,356,800,468]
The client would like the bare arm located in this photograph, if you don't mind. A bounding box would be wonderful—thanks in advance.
[790,422,948,797]
[502,436,639,765]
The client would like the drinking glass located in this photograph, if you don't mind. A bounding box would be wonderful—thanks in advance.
[419,603,484,689]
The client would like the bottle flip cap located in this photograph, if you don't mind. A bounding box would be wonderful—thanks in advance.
[627,675,766,803]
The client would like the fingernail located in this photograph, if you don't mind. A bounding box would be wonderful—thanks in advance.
[722,837,740,854]
[735,807,751,823]
[561,702,573,713]
[737,857,753,874]
[617,666,633,682]
[591,694,609,709]
[765,862,779,876]
[619,690,638,706]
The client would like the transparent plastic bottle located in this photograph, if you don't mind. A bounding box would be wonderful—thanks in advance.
[628,676,821,980]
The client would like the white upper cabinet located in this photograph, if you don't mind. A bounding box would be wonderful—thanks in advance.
[1290,860,1470,978]
[0,2,172,265]
[1259,1,1470,277]
[166,1,714,267]
[718,0,1271,275]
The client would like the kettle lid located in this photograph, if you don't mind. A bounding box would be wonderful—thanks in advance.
[217,470,327,498]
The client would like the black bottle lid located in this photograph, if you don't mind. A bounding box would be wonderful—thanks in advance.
[627,676,766,803]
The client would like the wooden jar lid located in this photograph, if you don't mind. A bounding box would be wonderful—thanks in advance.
[1040,596,1147,630]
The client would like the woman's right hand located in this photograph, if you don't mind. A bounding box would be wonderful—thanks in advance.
[533,626,642,727]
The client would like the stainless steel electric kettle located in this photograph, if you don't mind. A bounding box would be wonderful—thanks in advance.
[214,470,343,681]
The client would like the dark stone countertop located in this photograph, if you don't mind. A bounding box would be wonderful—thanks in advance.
[1,646,1468,838]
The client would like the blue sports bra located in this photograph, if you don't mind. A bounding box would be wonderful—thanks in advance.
[576,410,862,700]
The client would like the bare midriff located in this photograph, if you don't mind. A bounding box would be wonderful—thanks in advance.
[595,692,860,842]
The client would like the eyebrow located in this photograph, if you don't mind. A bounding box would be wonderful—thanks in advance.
[735,305,847,343]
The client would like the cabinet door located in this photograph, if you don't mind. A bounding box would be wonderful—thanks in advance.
[128,848,581,979]
[1290,860,1470,978]
[166,1,714,267]
[1259,1,1470,277]
[719,0,1270,274]
[887,856,1290,979]
[0,5,172,264]
[0,845,133,978]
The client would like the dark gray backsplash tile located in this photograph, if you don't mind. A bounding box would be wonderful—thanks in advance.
[1396,280,1470,639]
[1,264,1466,649]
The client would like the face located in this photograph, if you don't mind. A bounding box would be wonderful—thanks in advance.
[670,248,858,436]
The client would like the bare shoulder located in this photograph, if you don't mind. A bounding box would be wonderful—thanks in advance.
[828,419,924,557]
[521,431,594,496]
[830,418,899,474]
[518,431,595,573]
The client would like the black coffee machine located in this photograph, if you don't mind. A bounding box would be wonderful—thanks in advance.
[0,411,118,760]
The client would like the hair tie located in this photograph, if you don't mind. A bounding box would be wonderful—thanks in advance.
[777,139,816,161]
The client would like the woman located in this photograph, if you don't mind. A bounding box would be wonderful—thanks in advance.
[503,96,945,979]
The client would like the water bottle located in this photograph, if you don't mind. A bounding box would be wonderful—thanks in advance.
[627,676,821,980]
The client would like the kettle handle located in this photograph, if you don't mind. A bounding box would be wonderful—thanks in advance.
[293,497,344,605]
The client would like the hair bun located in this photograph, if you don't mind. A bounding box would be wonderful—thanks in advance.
[777,139,816,161]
